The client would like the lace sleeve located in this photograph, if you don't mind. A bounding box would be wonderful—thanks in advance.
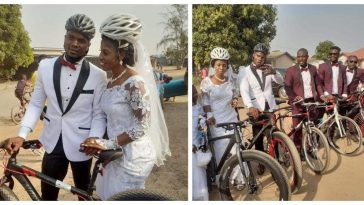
[124,79,151,140]
[200,78,211,106]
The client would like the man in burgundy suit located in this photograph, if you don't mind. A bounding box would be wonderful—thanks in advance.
[342,55,364,117]
[318,46,348,101]
[284,48,323,159]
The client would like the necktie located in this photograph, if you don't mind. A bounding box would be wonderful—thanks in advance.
[347,69,353,73]
[60,58,76,70]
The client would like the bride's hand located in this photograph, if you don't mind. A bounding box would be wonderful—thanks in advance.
[80,137,106,156]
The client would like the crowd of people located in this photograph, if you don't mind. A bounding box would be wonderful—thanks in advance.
[192,43,364,200]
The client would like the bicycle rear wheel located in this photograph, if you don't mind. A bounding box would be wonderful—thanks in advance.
[267,131,302,194]
[0,185,19,201]
[353,111,364,141]
[302,127,330,174]
[10,105,24,125]
[219,150,290,201]
[107,189,174,201]
[326,115,362,155]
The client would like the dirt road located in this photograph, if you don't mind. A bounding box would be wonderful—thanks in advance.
[207,103,364,200]
[0,67,187,200]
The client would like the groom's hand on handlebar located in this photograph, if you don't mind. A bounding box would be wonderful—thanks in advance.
[248,107,260,119]
[4,136,24,155]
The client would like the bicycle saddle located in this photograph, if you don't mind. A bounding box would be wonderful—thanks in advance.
[98,149,123,166]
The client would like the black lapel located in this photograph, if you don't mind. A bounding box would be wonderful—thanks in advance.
[53,57,63,113]
[352,68,358,85]
[250,65,264,90]
[308,64,317,98]
[62,60,90,116]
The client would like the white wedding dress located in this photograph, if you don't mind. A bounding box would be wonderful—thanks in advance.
[95,75,155,200]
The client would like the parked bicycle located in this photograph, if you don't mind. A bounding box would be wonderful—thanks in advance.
[205,119,290,200]
[0,140,172,201]
[276,100,330,174]
[317,97,362,155]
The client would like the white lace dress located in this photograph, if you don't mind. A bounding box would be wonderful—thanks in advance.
[200,77,238,165]
[95,75,155,200]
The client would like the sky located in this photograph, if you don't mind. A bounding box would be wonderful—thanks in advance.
[20,4,175,56]
[270,4,364,57]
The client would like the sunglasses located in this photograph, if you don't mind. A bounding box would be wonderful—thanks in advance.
[349,60,358,63]
[329,52,340,55]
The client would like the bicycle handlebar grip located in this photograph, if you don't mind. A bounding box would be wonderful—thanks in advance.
[216,122,233,128]
[22,140,42,149]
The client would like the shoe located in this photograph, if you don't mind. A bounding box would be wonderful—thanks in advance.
[257,164,265,175]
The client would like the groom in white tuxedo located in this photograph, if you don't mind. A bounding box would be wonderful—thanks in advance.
[3,14,107,200]
[238,43,284,174]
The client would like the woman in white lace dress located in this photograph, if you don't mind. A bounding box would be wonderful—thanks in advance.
[200,47,239,165]
[80,14,170,200]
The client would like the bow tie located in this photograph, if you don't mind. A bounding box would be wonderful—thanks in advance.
[300,67,308,72]
[347,69,354,73]
[60,58,76,70]
[251,64,263,70]
[331,62,339,67]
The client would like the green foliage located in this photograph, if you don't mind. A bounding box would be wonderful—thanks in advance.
[193,4,277,68]
[0,5,33,79]
[158,4,188,69]
[313,40,335,61]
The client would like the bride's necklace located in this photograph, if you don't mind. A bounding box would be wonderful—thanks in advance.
[110,68,127,84]
[214,75,226,82]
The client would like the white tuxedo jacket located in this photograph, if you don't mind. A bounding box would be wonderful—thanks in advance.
[238,65,284,111]
[21,57,107,161]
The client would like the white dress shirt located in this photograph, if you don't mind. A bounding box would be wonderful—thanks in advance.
[332,65,339,94]
[300,66,313,98]
[346,69,354,85]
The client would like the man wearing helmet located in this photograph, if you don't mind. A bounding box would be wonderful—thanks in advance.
[2,14,107,200]
[238,43,284,174]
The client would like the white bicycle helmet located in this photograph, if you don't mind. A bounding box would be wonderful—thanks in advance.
[210,47,230,60]
[65,14,95,40]
[99,13,142,43]
[253,43,269,55]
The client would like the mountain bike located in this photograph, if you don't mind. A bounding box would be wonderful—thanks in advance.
[276,100,330,174]
[205,119,290,201]
[0,140,172,201]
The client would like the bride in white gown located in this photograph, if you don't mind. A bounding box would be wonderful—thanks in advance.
[200,47,239,165]
[81,13,170,200]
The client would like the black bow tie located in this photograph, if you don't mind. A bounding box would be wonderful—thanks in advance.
[301,67,308,72]
[331,62,339,67]
[347,69,354,73]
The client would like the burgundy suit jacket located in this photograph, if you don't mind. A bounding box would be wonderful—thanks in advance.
[318,61,347,96]
[347,68,364,95]
[284,64,323,104]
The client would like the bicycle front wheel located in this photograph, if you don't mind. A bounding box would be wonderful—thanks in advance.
[10,105,24,125]
[219,150,290,201]
[107,189,174,201]
[302,127,330,174]
[269,131,302,194]
[0,185,19,201]
[326,115,362,155]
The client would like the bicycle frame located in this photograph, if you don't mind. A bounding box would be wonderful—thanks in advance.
[317,102,347,137]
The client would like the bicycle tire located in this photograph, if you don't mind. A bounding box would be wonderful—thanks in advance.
[302,127,330,174]
[107,189,174,201]
[10,105,23,125]
[219,150,290,201]
[326,115,362,155]
[269,131,302,194]
[353,112,364,140]
[0,185,19,201]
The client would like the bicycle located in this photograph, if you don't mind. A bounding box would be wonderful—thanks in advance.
[317,97,362,155]
[276,100,330,174]
[205,119,290,200]
[0,140,173,201]
[347,90,364,142]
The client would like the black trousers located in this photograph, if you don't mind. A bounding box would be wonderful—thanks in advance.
[253,102,270,151]
[41,135,92,200]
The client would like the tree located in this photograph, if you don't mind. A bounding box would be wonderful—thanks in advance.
[158,4,188,69]
[193,5,277,68]
[0,5,33,79]
[313,40,335,61]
